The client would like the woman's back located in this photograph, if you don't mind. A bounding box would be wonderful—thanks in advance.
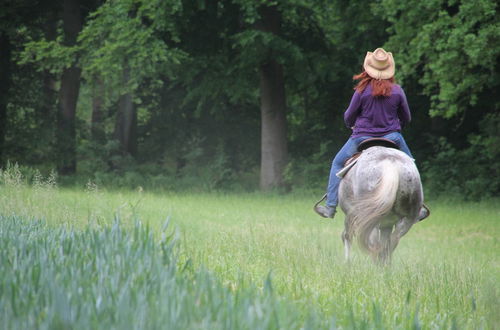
[344,83,411,138]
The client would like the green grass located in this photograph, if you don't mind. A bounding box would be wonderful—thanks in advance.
[0,175,498,329]
[1,216,330,329]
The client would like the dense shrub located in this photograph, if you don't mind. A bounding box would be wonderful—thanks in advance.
[422,113,500,200]
[284,141,332,191]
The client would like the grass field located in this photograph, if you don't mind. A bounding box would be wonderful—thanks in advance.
[0,172,499,329]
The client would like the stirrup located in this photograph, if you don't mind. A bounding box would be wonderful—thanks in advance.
[313,194,327,212]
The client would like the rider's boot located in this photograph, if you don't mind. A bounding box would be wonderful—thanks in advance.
[418,204,430,221]
[313,194,337,218]
[315,205,336,218]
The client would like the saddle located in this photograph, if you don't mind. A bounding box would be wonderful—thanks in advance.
[357,138,399,152]
[337,138,400,178]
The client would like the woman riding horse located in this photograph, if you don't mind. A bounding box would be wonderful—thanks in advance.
[314,48,429,220]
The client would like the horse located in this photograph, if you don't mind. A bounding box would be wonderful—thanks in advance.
[338,145,423,264]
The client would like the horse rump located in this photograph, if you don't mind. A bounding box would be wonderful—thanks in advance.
[348,159,400,255]
[340,146,424,263]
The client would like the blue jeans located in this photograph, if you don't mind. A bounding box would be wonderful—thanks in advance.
[326,132,413,207]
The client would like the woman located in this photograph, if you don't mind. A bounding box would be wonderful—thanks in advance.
[314,48,428,220]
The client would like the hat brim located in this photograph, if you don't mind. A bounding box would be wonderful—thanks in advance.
[363,52,395,79]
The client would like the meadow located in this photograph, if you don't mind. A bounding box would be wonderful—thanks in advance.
[0,169,499,329]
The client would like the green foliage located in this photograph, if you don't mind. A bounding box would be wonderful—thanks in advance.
[377,0,500,118]
[422,112,500,199]
[2,59,57,166]
[284,141,332,190]
[77,0,186,100]
[19,0,186,104]
[0,162,57,187]
[74,135,257,191]
[19,34,77,74]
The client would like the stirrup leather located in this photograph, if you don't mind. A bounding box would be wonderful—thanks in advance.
[313,194,327,212]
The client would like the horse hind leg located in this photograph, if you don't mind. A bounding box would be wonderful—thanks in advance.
[342,229,352,261]
[342,216,354,261]
[390,217,415,253]
[377,227,393,265]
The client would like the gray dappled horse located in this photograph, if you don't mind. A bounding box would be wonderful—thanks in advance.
[339,146,423,264]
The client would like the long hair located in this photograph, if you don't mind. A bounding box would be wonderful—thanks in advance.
[353,71,395,97]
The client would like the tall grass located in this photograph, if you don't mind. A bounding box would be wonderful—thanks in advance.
[0,166,498,329]
[0,216,334,329]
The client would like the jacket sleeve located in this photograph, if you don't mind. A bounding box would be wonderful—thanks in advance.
[398,87,411,126]
[344,91,362,127]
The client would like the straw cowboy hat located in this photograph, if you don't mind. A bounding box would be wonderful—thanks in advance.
[363,48,395,80]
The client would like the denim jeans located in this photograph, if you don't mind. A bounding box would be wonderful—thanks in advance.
[326,132,413,207]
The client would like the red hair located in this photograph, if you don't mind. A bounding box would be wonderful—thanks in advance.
[353,71,395,97]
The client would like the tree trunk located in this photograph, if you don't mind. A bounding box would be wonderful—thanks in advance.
[41,72,57,119]
[91,78,106,143]
[57,68,81,174]
[0,32,11,167]
[114,88,137,157]
[259,60,288,189]
[56,0,82,174]
[258,5,288,190]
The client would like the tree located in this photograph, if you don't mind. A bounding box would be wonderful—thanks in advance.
[257,5,288,190]
[375,0,500,119]
[0,0,61,166]
[375,0,500,198]
[114,68,137,156]
[0,32,12,166]
[180,0,342,190]
[77,0,184,157]
[56,0,83,174]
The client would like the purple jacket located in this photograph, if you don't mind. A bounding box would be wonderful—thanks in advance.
[344,84,411,138]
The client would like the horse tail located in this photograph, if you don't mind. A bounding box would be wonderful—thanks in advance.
[352,159,400,254]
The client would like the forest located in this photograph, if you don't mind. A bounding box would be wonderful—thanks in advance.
[1,0,499,198]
